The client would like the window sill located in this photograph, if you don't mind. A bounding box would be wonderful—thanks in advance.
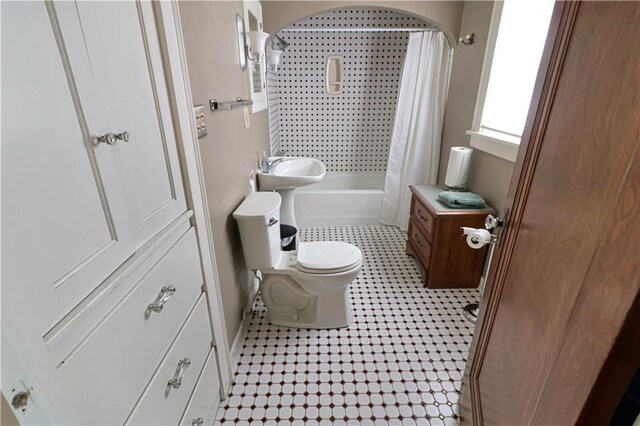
[466,130,519,162]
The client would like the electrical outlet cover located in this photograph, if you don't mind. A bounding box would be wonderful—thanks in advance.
[193,104,207,138]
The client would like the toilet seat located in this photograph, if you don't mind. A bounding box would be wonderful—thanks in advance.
[295,241,362,274]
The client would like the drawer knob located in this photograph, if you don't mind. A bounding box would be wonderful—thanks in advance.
[168,358,191,389]
[192,417,204,426]
[147,285,176,314]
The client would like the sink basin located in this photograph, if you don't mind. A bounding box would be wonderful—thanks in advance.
[257,157,326,228]
[258,157,326,190]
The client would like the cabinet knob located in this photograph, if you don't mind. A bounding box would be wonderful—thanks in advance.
[96,133,117,145]
[95,131,130,145]
[115,131,130,142]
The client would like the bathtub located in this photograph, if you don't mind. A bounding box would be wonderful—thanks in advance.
[295,172,385,226]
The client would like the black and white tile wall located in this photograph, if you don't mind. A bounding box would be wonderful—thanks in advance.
[267,9,433,172]
[267,70,282,156]
[216,226,478,425]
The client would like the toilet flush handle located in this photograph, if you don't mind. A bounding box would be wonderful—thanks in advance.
[268,217,278,227]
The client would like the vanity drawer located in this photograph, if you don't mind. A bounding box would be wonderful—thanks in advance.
[127,296,212,425]
[408,218,432,266]
[411,197,435,240]
[179,348,221,426]
[58,228,204,425]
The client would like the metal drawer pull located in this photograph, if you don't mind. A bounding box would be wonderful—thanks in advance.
[417,210,428,222]
[414,233,424,248]
[147,285,176,313]
[168,358,191,389]
[192,418,204,426]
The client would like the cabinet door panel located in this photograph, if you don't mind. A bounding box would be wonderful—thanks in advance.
[1,1,135,333]
[58,1,186,245]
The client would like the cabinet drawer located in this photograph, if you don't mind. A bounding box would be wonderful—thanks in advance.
[58,228,203,425]
[408,218,432,266]
[127,296,212,425]
[179,348,221,426]
[411,197,435,240]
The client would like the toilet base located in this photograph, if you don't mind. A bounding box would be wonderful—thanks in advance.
[261,274,353,329]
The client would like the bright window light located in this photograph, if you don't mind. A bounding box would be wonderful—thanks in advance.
[480,0,555,139]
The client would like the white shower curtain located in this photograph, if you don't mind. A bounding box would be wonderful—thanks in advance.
[381,31,452,231]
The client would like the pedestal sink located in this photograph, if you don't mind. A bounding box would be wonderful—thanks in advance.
[257,157,326,228]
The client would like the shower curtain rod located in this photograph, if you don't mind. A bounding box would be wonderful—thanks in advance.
[280,27,437,33]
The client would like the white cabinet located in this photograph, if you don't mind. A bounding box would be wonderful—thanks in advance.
[58,229,203,424]
[180,349,222,426]
[3,1,186,335]
[126,296,212,425]
[1,1,226,424]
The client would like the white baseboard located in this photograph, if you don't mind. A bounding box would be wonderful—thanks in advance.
[229,277,259,374]
[229,315,250,375]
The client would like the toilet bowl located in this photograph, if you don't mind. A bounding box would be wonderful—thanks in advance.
[233,192,362,328]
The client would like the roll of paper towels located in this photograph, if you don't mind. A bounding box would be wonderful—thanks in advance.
[462,227,492,249]
[445,147,473,189]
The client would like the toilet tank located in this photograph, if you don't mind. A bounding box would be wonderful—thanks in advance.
[232,191,282,270]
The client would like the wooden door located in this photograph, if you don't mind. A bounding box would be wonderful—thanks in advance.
[460,2,640,424]
[1,1,186,334]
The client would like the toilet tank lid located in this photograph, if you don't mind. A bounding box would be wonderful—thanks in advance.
[233,191,281,220]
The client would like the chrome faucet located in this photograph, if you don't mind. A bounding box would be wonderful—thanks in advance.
[268,157,285,171]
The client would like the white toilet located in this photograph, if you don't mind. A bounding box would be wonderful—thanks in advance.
[233,191,362,328]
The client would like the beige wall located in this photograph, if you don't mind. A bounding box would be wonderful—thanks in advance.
[438,1,514,214]
[262,1,464,45]
[179,1,270,346]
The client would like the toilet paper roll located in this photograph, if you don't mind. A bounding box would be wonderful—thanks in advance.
[462,227,492,249]
[445,147,473,189]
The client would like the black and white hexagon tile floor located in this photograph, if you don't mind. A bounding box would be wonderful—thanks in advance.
[215,225,478,425]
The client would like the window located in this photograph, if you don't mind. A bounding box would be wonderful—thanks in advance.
[468,0,555,161]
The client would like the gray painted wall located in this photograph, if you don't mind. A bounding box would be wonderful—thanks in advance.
[438,1,515,214]
[179,1,270,346]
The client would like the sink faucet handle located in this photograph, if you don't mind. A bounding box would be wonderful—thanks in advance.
[275,149,287,156]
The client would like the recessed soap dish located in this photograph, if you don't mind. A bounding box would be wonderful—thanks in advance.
[325,55,343,95]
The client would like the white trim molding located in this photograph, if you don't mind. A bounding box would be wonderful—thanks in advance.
[158,1,233,396]
[466,1,519,163]
[467,130,519,162]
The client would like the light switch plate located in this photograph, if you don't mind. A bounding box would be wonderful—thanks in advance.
[193,104,207,138]
[243,107,250,129]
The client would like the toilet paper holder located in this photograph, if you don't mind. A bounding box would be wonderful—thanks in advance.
[470,233,497,246]
[462,215,504,248]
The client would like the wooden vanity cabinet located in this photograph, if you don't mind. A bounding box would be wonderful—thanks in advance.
[406,185,495,289]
